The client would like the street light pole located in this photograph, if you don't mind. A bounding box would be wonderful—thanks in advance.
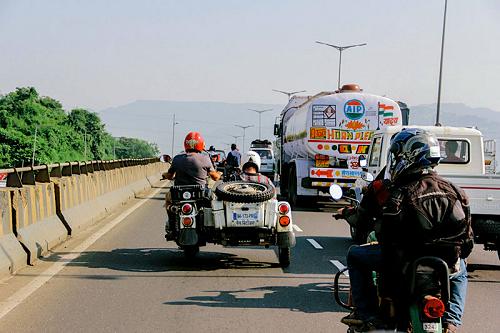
[171,114,179,156]
[248,109,273,139]
[272,89,306,101]
[235,124,254,152]
[315,41,367,89]
[31,126,38,167]
[435,0,448,126]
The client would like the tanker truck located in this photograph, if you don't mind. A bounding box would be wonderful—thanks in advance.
[273,84,409,206]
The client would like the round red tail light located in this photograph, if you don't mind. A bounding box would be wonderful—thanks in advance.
[423,296,445,319]
[182,216,194,227]
[279,216,290,227]
[181,203,193,215]
[278,203,290,215]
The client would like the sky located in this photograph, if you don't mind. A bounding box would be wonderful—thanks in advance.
[1,0,499,113]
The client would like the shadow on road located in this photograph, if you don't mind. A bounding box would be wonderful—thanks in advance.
[164,281,350,314]
[41,248,279,273]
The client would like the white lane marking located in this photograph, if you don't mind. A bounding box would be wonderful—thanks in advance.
[0,187,163,320]
[330,260,349,277]
[306,238,323,249]
[292,224,302,232]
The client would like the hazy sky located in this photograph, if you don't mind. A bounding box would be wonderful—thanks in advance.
[1,0,499,112]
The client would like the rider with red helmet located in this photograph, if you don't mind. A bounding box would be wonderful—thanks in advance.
[165,131,222,186]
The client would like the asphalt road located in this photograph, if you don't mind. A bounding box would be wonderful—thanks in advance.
[0,182,498,332]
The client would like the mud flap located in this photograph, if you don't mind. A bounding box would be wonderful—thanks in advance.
[178,229,198,246]
[277,231,296,247]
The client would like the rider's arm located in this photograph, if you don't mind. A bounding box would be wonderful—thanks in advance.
[209,170,222,181]
[165,157,178,180]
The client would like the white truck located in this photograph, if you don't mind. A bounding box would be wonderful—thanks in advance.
[365,125,500,259]
[273,84,408,206]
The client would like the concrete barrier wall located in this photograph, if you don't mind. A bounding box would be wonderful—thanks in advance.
[0,189,27,280]
[14,184,68,264]
[0,159,167,278]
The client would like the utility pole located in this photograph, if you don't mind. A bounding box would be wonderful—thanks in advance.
[249,109,273,139]
[272,89,306,101]
[235,124,254,152]
[435,0,448,126]
[316,41,367,89]
[171,114,179,156]
[84,129,87,161]
[31,126,38,167]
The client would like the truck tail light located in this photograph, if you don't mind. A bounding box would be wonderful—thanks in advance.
[423,295,445,319]
[278,203,290,215]
[182,216,194,227]
[181,203,193,215]
[279,216,290,227]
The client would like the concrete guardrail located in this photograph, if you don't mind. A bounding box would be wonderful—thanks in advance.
[0,158,168,280]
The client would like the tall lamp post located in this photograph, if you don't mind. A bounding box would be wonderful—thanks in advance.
[171,114,179,156]
[235,124,254,152]
[248,108,273,139]
[228,134,242,147]
[315,41,367,89]
[435,0,448,126]
[272,89,306,101]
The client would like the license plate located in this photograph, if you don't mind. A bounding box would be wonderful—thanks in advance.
[423,322,439,331]
[232,211,259,226]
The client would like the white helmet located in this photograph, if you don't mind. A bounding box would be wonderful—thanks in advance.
[240,151,261,172]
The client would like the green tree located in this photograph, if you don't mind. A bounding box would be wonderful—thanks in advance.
[0,87,158,168]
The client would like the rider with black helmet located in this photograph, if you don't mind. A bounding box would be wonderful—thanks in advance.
[342,128,472,333]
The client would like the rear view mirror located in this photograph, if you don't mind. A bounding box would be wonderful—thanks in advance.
[363,172,374,182]
[329,184,343,200]
[274,124,281,136]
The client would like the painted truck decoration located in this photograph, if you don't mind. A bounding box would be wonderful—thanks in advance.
[275,84,406,206]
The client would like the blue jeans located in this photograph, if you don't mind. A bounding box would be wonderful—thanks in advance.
[346,244,382,321]
[346,244,467,326]
[443,259,467,327]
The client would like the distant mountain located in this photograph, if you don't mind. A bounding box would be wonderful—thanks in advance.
[98,100,500,155]
[408,103,500,142]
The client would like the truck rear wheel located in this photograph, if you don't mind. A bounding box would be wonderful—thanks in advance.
[288,166,299,207]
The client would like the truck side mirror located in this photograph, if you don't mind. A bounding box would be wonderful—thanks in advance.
[274,124,281,136]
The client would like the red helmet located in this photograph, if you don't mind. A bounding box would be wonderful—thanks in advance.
[184,131,205,152]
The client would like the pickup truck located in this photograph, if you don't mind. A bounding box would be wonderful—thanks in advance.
[365,125,500,259]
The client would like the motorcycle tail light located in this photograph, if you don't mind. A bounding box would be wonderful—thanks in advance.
[182,216,194,227]
[181,203,193,215]
[423,295,445,319]
[279,216,290,227]
[278,203,290,215]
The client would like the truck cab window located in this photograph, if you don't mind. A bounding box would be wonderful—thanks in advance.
[439,139,469,164]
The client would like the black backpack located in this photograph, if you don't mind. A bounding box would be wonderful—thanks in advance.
[226,152,238,167]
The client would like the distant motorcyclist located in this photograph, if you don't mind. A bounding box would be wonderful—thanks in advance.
[342,128,473,333]
[226,143,241,168]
